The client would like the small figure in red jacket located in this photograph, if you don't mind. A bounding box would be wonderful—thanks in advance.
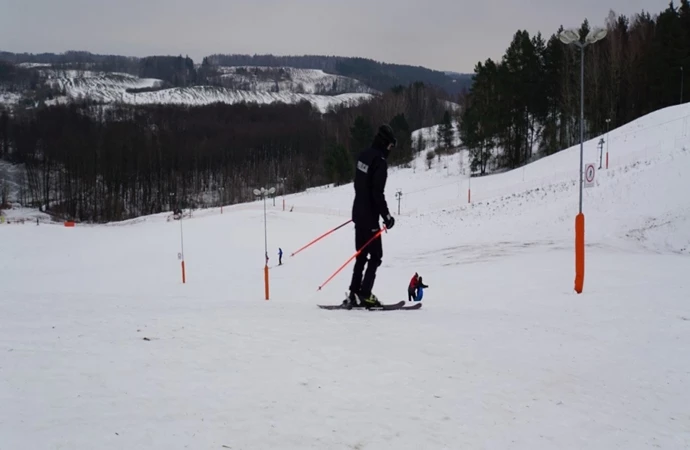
[408,273,429,301]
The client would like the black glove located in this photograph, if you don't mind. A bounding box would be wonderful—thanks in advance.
[383,213,395,230]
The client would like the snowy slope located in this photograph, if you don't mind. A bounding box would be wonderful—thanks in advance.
[16,63,52,69]
[216,66,378,95]
[40,70,374,113]
[1,104,689,449]
[287,103,690,253]
[0,90,22,105]
[46,70,162,95]
[411,119,462,150]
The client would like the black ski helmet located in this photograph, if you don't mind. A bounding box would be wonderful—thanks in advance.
[376,124,397,148]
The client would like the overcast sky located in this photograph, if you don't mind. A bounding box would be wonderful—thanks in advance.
[1,0,671,73]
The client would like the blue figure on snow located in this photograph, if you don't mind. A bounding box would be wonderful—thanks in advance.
[278,248,283,265]
[415,284,426,301]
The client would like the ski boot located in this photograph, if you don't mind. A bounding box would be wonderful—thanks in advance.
[357,292,382,309]
[341,291,358,309]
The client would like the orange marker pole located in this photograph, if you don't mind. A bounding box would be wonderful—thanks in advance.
[574,213,585,293]
[605,152,609,170]
[179,213,186,284]
[264,264,269,300]
[468,173,472,204]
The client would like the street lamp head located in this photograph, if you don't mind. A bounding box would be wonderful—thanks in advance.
[268,187,276,195]
[559,29,580,45]
[586,27,607,45]
[253,189,261,196]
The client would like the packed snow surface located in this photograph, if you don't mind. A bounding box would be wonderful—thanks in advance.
[1,103,690,449]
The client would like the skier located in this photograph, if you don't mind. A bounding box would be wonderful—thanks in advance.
[346,124,397,308]
[278,248,283,265]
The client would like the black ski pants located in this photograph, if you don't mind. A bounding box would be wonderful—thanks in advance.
[349,226,383,297]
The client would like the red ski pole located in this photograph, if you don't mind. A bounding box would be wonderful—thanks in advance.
[317,227,385,291]
[291,219,352,257]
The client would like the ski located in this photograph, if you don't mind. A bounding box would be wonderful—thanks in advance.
[317,301,402,310]
[317,300,422,311]
[401,302,423,310]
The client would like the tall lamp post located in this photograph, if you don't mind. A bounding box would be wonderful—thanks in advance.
[254,186,276,300]
[278,177,287,211]
[558,26,607,294]
[598,138,604,169]
[395,189,403,214]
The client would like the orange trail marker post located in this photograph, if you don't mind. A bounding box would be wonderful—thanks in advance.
[179,212,186,284]
[574,213,584,293]
[467,172,472,204]
[254,186,276,300]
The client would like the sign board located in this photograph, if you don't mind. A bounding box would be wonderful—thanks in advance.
[584,163,596,188]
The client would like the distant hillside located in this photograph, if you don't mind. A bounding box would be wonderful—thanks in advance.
[0,54,377,112]
[1,50,140,74]
[1,50,473,96]
[204,65,378,95]
[0,52,197,86]
[5,69,371,113]
[203,54,473,95]
[0,50,466,116]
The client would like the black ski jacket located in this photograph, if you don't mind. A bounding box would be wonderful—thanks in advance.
[351,145,390,229]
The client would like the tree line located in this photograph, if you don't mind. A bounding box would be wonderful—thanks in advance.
[460,2,690,174]
[203,54,472,95]
[0,82,450,222]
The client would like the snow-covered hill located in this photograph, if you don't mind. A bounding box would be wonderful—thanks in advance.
[45,72,373,113]
[2,103,689,449]
[285,102,690,253]
[411,119,462,151]
[215,65,378,95]
[0,90,22,105]
[3,68,376,113]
